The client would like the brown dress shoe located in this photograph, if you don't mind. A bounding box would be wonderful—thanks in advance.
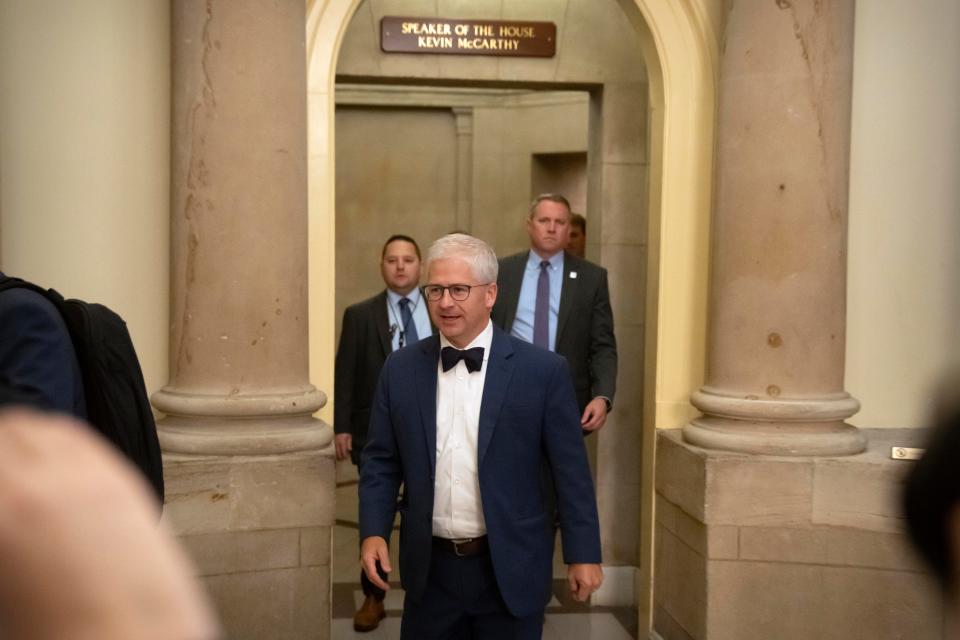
[353,594,386,632]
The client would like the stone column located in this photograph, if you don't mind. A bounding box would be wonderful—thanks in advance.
[453,107,474,233]
[153,1,334,638]
[684,0,865,456]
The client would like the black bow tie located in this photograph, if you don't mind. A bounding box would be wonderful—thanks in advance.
[441,346,484,373]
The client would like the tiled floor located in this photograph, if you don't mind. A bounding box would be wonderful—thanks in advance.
[333,462,638,639]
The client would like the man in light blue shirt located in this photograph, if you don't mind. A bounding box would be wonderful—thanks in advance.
[334,234,433,631]
[385,285,431,351]
[492,194,617,432]
[510,250,564,353]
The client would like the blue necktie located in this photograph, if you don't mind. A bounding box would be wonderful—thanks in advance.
[533,260,550,349]
[399,297,419,346]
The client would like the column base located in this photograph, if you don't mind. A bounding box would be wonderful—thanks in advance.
[686,387,866,456]
[158,418,332,456]
[162,446,334,639]
[654,430,940,640]
[153,386,331,455]
[683,416,867,457]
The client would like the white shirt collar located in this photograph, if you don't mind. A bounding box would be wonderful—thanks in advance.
[386,287,422,305]
[526,249,564,270]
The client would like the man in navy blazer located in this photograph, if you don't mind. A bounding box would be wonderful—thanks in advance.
[359,234,602,639]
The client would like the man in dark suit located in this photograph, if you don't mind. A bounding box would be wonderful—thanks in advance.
[491,194,617,432]
[359,233,602,639]
[334,234,432,631]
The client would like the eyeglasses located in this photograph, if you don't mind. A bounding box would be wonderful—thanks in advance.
[422,283,492,302]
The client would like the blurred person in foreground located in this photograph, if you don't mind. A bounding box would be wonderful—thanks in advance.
[0,405,219,640]
[903,372,960,621]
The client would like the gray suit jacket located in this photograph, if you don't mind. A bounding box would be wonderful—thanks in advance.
[491,251,617,412]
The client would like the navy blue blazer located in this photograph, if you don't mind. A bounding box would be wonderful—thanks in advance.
[0,275,86,416]
[359,324,601,617]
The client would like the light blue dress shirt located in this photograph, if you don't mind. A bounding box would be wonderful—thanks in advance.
[386,287,432,350]
[510,250,563,351]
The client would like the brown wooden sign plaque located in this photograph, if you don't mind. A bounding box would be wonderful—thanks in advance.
[381,16,556,58]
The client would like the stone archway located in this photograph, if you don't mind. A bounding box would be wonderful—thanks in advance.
[304,0,719,634]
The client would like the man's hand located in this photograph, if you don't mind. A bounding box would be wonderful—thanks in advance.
[334,433,353,461]
[0,409,220,640]
[567,563,604,602]
[360,536,392,591]
[580,397,609,431]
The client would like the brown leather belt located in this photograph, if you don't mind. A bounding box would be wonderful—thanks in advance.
[432,535,489,557]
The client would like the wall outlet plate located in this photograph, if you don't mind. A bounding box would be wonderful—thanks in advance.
[891,447,924,460]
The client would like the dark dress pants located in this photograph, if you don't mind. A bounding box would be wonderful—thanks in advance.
[400,545,545,640]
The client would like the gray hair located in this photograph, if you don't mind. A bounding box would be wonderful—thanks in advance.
[529,193,572,218]
[424,234,499,283]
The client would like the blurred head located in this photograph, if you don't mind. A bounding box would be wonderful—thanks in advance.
[380,235,421,295]
[423,234,498,348]
[903,373,960,602]
[567,212,586,258]
[526,194,571,259]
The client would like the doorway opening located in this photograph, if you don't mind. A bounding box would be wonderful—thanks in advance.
[307,0,718,636]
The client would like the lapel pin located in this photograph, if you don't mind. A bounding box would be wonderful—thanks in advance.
[569,271,578,279]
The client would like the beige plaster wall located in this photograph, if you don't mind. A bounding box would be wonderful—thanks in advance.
[337,0,646,85]
[846,0,960,429]
[333,88,588,334]
[471,94,589,256]
[334,106,458,327]
[0,0,170,398]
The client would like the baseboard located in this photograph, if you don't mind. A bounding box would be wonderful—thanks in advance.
[590,565,638,607]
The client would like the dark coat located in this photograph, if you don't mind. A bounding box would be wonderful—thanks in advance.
[491,252,617,412]
[334,291,392,466]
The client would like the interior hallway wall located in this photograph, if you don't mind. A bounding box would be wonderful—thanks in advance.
[0,0,170,398]
[334,106,458,331]
[331,0,648,588]
[470,93,589,257]
[334,90,589,339]
[846,0,960,429]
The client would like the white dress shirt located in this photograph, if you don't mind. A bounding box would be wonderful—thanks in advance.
[432,319,493,539]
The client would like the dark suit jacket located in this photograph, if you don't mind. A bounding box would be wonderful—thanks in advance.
[335,290,434,465]
[0,274,86,416]
[491,251,617,412]
[334,291,392,466]
[359,325,601,618]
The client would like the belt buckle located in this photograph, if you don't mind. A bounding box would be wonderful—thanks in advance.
[451,538,472,557]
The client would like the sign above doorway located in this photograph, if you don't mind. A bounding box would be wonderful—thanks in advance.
[381,17,556,57]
